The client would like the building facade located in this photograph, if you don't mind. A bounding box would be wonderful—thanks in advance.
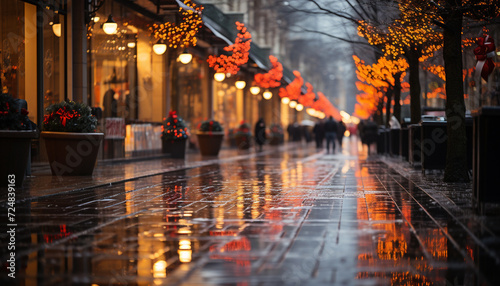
[1,0,308,161]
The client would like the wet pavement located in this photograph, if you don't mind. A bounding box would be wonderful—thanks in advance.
[1,138,500,285]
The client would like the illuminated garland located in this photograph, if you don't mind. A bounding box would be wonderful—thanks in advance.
[207,21,252,75]
[311,92,341,121]
[298,82,316,107]
[149,0,204,48]
[254,55,283,88]
[278,70,303,100]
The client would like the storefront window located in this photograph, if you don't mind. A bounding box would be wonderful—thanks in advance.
[176,56,208,130]
[214,80,238,130]
[43,10,65,110]
[1,1,65,125]
[1,1,26,100]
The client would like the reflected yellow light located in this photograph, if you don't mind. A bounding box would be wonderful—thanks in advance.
[179,239,191,249]
[178,227,191,234]
[153,260,167,278]
[281,97,290,104]
[345,130,350,137]
[178,249,192,263]
[178,238,192,263]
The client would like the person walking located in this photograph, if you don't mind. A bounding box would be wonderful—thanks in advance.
[324,116,338,153]
[255,118,266,151]
[313,119,325,149]
[337,120,346,149]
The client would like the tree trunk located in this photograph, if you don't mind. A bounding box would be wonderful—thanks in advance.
[407,47,421,124]
[385,86,393,127]
[374,98,384,126]
[443,2,469,182]
[393,72,402,123]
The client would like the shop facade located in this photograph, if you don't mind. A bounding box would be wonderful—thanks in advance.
[1,0,289,162]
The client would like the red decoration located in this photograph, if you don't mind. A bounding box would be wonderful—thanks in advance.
[312,92,341,121]
[298,82,316,107]
[207,22,252,75]
[44,107,81,127]
[254,55,283,88]
[279,70,303,100]
[474,34,496,81]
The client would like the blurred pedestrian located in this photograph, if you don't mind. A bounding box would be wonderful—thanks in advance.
[255,118,266,151]
[337,120,346,148]
[313,119,325,149]
[324,116,338,153]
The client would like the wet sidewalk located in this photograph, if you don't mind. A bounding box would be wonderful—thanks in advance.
[1,138,500,285]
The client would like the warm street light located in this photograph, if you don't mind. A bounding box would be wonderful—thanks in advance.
[127,42,136,48]
[178,50,193,64]
[289,101,297,108]
[295,103,304,111]
[51,22,61,37]
[235,80,246,89]
[102,15,117,35]
[250,86,260,95]
[281,97,290,104]
[263,90,272,100]
[153,39,167,55]
[214,72,225,82]
[306,108,315,116]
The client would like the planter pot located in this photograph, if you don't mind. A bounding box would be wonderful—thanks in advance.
[235,135,252,150]
[0,130,39,188]
[196,132,224,156]
[41,131,103,176]
[269,136,283,145]
[162,138,187,158]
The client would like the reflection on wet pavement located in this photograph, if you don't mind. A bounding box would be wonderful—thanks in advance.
[1,139,499,285]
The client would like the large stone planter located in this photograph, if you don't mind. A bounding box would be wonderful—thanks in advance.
[162,138,187,158]
[196,132,224,156]
[41,131,103,176]
[0,130,39,187]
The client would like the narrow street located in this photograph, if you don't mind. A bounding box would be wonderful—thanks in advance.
[1,137,499,285]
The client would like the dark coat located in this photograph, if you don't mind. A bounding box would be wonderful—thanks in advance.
[254,119,266,145]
